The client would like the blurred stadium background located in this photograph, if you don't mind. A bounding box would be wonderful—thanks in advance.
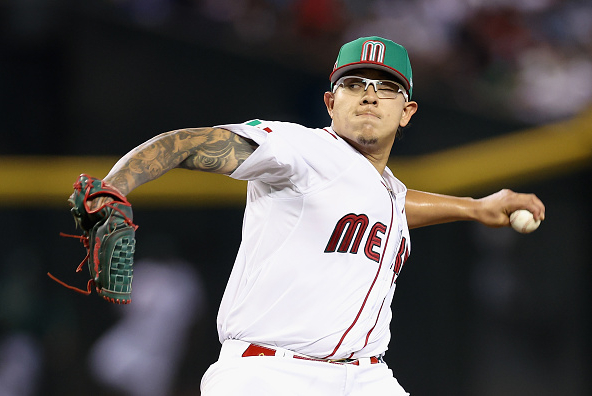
[1,0,590,395]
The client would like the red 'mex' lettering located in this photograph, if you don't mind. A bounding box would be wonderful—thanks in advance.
[325,214,387,262]
[325,214,369,254]
[364,222,387,262]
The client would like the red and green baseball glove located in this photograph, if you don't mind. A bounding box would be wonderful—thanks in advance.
[49,174,138,304]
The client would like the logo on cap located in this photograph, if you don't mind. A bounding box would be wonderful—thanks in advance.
[361,40,385,63]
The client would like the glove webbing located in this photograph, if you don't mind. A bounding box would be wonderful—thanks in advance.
[47,232,94,295]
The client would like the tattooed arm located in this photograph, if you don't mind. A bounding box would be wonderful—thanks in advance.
[103,127,256,196]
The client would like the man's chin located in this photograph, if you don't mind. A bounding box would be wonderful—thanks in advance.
[356,136,379,146]
[355,126,380,146]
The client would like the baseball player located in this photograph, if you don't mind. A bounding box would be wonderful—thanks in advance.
[87,36,545,395]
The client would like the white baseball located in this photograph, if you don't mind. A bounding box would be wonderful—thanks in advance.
[510,209,541,234]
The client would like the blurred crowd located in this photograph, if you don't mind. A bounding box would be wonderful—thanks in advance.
[2,0,591,124]
[101,0,592,124]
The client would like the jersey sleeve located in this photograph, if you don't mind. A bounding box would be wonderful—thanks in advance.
[217,119,273,147]
[217,119,341,190]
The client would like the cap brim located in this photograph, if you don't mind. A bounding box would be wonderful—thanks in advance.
[330,62,411,91]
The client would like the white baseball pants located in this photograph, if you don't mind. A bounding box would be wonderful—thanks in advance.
[200,340,409,396]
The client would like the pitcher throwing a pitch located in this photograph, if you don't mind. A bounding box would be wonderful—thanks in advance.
[75,37,544,395]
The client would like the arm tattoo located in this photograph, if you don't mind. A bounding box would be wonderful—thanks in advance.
[104,127,256,195]
[177,128,256,172]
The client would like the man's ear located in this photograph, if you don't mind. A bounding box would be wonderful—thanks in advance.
[400,101,418,128]
[324,91,335,118]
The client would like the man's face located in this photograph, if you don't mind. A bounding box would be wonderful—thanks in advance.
[324,68,417,156]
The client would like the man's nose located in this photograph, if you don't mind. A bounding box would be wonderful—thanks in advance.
[361,84,379,103]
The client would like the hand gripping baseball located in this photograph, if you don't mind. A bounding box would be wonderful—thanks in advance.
[48,174,138,304]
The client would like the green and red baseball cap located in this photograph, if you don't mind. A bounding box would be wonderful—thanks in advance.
[330,36,413,98]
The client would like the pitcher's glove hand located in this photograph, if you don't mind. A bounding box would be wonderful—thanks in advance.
[49,174,138,304]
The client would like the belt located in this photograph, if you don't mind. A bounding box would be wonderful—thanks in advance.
[241,343,381,366]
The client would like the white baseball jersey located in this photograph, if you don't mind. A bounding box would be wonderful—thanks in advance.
[216,119,411,360]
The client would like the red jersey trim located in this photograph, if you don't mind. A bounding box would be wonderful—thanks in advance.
[322,185,395,359]
[323,128,338,140]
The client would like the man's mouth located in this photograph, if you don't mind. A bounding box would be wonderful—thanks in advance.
[357,112,380,119]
